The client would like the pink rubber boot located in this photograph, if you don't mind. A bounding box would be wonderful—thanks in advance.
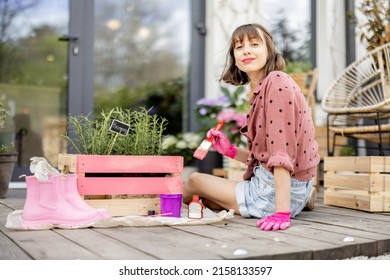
[56,174,111,219]
[22,175,106,229]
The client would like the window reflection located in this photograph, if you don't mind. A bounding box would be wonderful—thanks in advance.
[93,0,190,135]
[264,0,312,72]
[0,0,68,173]
[14,111,44,166]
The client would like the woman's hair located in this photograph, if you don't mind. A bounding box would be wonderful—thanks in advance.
[220,23,285,85]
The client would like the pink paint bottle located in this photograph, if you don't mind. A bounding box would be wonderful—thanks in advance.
[188,195,204,219]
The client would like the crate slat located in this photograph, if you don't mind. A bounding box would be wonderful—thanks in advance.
[324,173,390,192]
[324,189,390,212]
[78,177,183,195]
[324,156,390,173]
[77,155,183,173]
[84,197,160,217]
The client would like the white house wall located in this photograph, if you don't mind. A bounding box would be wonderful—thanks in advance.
[205,0,264,99]
[205,0,350,127]
[315,0,347,125]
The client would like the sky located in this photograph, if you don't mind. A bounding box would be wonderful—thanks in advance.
[10,0,68,39]
[264,0,310,30]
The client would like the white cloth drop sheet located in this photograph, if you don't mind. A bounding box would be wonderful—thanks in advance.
[6,205,235,230]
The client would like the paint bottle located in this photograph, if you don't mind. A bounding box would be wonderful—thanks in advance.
[188,195,203,219]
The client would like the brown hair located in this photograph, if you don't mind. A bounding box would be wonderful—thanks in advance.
[220,23,285,85]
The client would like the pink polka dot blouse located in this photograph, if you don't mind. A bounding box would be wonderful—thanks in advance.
[240,71,320,182]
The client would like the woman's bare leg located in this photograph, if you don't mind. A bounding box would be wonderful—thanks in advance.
[200,198,224,210]
[183,172,240,214]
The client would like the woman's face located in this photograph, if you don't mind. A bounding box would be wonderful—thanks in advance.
[233,30,268,80]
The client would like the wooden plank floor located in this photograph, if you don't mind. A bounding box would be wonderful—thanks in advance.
[1,187,390,260]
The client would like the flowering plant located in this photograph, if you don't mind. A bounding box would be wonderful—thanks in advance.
[162,132,202,166]
[0,100,7,129]
[195,85,248,147]
[0,100,15,153]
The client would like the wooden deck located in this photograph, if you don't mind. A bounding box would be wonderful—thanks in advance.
[1,186,390,260]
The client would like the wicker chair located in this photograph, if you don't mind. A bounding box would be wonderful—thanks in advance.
[321,42,390,156]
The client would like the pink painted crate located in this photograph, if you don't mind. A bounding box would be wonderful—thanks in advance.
[58,154,184,216]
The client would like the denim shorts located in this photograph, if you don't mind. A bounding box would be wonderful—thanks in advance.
[236,164,313,218]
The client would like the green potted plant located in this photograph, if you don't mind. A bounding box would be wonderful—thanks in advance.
[194,86,249,174]
[162,131,202,181]
[162,132,202,166]
[195,85,248,147]
[0,100,18,198]
[355,0,390,51]
[63,107,168,156]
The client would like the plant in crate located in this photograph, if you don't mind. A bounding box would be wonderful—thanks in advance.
[64,107,167,156]
[60,107,183,216]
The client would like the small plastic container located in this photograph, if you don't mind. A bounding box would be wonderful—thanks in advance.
[188,195,204,219]
[160,193,183,217]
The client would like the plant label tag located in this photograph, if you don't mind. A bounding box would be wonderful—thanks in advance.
[109,119,130,136]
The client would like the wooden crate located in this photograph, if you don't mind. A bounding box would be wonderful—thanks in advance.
[211,158,246,181]
[315,126,348,160]
[58,154,183,216]
[227,158,246,181]
[323,156,390,212]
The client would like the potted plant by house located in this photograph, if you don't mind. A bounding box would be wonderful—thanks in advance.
[162,131,202,181]
[0,100,18,198]
[194,85,248,174]
[355,0,390,52]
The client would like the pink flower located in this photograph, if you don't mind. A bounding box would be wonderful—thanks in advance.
[235,113,247,127]
[217,108,246,127]
[217,108,237,123]
[229,127,240,134]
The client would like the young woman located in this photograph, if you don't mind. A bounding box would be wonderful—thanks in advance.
[184,23,320,231]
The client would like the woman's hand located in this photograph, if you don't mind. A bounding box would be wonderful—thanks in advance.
[256,211,291,231]
[207,129,237,158]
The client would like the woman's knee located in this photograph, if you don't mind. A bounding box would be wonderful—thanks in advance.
[186,172,203,190]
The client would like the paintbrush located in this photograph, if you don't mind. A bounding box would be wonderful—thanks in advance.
[193,120,224,160]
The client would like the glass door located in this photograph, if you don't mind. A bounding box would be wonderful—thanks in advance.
[0,0,69,180]
[93,0,191,135]
[1,0,193,181]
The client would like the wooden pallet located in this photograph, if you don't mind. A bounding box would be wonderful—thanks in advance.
[211,158,246,181]
[323,156,390,212]
[58,154,183,216]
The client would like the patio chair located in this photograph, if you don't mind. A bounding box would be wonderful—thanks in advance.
[321,42,390,156]
[290,68,318,122]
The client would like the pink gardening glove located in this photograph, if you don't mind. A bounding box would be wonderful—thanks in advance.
[256,211,291,231]
[207,129,237,159]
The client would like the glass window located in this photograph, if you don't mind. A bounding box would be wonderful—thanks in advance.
[93,0,190,135]
[264,0,312,72]
[0,0,69,178]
